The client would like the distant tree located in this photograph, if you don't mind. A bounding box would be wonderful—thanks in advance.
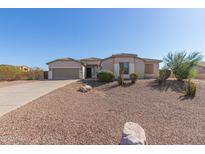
[27,67,44,80]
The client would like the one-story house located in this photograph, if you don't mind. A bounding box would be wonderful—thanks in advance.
[19,65,32,72]
[47,53,162,80]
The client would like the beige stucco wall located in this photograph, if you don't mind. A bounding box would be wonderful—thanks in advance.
[80,66,86,79]
[113,57,135,63]
[135,58,145,78]
[197,66,205,74]
[195,66,205,79]
[101,57,160,79]
[101,58,114,72]
[48,60,82,69]
[154,63,159,76]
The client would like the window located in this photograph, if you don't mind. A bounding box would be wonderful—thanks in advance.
[145,64,154,74]
[119,62,129,74]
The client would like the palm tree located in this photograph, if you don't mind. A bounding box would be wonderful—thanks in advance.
[164,51,203,80]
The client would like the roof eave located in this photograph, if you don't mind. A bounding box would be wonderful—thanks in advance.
[46,58,86,66]
[144,60,163,63]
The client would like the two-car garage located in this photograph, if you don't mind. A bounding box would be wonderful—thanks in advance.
[47,58,85,80]
[52,68,80,80]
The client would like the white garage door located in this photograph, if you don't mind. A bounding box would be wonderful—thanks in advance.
[53,68,80,80]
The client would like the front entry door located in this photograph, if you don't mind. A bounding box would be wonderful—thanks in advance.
[86,68,92,78]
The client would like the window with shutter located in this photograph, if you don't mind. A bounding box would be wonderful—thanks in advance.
[145,64,154,74]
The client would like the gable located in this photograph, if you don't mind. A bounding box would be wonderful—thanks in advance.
[48,60,82,69]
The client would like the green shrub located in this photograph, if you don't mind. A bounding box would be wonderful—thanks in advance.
[97,70,114,82]
[160,69,171,80]
[129,73,138,83]
[188,68,197,79]
[185,80,196,97]
[156,69,171,84]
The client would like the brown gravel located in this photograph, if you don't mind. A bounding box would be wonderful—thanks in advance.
[0,79,204,145]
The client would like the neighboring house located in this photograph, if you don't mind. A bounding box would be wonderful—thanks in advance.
[19,66,32,72]
[195,62,205,79]
[47,53,162,80]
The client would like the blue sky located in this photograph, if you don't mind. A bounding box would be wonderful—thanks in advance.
[0,9,205,70]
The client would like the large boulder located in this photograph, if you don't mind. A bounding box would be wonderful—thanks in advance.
[120,122,146,145]
[79,86,88,93]
[79,84,92,93]
[85,85,92,90]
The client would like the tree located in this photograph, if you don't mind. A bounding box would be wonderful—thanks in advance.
[163,51,203,80]
[29,67,44,80]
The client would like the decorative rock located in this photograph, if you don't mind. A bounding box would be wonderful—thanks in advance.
[79,86,88,93]
[79,84,92,93]
[85,85,92,90]
[120,122,146,145]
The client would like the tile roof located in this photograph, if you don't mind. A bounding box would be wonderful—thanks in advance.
[80,57,102,61]
[46,57,84,65]
[143,58,162,62]
[112,53,138,57]
[47,53,162,65]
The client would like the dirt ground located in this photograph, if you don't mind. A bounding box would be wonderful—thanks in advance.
[0,79,204,145]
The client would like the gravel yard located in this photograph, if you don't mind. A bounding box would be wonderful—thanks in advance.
[0,79,204,144]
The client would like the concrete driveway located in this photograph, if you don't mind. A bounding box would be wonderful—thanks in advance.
[0,80,77,116]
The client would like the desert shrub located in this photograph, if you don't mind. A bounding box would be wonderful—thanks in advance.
[118,76,123,85]
[34,68,44,79]
[160,69,171,80]
[97,70,114,82]
[156,69,171,84]
[0,65,24,81]
[164,51,203,80]
[26,68,44,80]
[16,72,30,80]
[157,69,171,84]
[0,66,43,81]
[185,80,196,97]
[129,73,138,83]
[156,76,163,84]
